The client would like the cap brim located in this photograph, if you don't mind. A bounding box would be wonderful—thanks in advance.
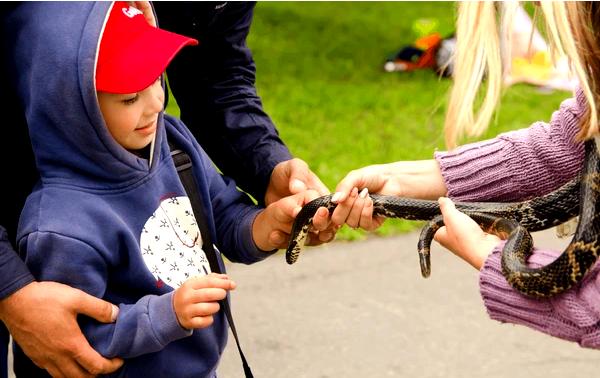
[97,28,197,94]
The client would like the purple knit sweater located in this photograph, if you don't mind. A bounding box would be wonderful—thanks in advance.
[434,88,600,349]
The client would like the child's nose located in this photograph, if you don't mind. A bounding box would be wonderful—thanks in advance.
[148,86,165,113]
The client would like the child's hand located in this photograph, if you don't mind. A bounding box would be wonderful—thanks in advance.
[434,197,502,270]
[253,190,335,251]
[172,273,236,330]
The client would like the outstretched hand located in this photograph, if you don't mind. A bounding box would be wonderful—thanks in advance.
[330,160,447,231]
[334,164,404,201]
[329,164,400,230]
[434,197,502,270]
[0,281,122,378]
[265,158,337,246]
[330,187,386,232]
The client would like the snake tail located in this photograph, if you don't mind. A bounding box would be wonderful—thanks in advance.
[417,216,444,278]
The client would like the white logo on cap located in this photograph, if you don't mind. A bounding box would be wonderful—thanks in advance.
[122,6,143,19]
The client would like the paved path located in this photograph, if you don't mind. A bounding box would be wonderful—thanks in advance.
[218,228,598,378]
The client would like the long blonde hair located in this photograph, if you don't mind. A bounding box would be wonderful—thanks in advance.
[445,1,600,149]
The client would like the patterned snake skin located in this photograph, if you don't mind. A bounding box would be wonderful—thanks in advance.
[285,140,600,299]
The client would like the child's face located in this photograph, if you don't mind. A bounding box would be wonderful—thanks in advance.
[97,77,164,151]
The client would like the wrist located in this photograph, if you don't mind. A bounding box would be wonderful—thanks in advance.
[171,288,188,330]
[390,160,447,199]
[471,235,502,270]
[251,210,277,252]
[0,281,37,321]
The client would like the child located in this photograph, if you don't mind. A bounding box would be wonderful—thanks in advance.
[331,1,600,349]
[9,2,316,376]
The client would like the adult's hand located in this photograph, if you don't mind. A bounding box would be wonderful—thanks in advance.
[0,282,122,378]
[329,163,403,230]
[265,158,329,204]
[265,158,337,246]
[128,1,155,26]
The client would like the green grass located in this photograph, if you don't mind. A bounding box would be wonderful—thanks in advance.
[167,2,573,241]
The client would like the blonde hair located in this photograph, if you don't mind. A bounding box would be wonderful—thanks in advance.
[445,1,599,149]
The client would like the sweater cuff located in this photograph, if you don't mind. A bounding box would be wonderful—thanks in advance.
[434,139,519,202]
[147,291,192,346]
[479,246,599,346]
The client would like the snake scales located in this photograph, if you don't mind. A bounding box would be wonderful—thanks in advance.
[285,139,600,299]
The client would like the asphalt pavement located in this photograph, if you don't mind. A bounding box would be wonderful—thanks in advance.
[217,228,598,378]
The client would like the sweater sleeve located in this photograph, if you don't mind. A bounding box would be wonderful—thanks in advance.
[434,89,587,202]
[20,231,191,359]
[480,244,600,349]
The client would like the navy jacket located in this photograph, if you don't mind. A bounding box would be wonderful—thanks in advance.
[155,2,292,204]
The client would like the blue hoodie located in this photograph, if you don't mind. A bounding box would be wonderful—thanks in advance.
[5,2,270,376]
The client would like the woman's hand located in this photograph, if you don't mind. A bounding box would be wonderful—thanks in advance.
[330,160,447,230]
[434,197,502,270]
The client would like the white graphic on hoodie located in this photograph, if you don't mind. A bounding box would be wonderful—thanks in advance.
[140,196,211,289]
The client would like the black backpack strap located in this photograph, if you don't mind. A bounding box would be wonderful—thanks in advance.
[170,143,254,378]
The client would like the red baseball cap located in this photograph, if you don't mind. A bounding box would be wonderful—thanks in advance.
[96,1,198,94]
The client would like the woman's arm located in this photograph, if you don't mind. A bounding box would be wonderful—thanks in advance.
[437,90,587,202]
[331,90,587,227]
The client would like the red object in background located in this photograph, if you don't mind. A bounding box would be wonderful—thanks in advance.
[384,33,442,72]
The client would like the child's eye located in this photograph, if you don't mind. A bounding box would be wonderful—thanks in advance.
[122,95,139,105]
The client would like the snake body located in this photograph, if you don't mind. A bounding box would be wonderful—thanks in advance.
[286,140,600,299]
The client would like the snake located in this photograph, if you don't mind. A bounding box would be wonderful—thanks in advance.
[285,139,600,299]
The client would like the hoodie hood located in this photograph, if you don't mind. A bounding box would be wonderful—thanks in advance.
[5,1,167,189]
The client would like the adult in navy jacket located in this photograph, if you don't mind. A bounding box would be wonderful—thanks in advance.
[0,2,333,377]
